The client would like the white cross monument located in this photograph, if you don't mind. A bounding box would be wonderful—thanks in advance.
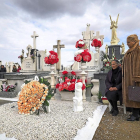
[31,31,39,49]
[82,23,94,50]
[53,40,65,71]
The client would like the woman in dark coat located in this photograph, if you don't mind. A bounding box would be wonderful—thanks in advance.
[105,60,122,116]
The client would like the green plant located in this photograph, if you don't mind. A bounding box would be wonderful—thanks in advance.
[97,91,102,101]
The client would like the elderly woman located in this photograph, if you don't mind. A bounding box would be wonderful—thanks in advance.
[122,34,140,121]
[105,60,122,116]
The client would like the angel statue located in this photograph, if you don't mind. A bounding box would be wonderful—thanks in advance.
[105,44,108,54]
[22,49,24,56]
[109,14,120,45]
[121,42,125,54]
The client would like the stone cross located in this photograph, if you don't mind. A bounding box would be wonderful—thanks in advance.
[53,40,65,71]
[92,31,104,45]
[31,31,39,49]
[82,23,94,50]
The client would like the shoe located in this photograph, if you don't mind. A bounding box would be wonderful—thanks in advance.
[112,110,119,116]
[127,115,139,121]
[110,108,114,114]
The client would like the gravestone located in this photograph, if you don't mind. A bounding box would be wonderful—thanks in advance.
[37,50,51,71]
[53,40,65,71]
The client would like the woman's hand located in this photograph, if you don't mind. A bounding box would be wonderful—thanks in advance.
[109,87,118,91]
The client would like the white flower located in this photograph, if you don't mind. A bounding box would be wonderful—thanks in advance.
[106,63,109,66]
[74,50,84,56]
[103,59,107,62]
[46,51,50,57]
[78,40,84,45]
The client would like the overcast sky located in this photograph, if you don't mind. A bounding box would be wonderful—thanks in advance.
[0,0,140,67]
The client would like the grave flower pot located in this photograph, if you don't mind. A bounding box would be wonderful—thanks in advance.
[0,91,17,98]
[59,91,74,101]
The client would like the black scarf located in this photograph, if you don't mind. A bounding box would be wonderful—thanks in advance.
[111,66,119,85]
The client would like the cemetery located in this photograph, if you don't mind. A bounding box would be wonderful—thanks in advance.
[0,12,139,140]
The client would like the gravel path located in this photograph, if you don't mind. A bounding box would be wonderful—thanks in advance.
[0,100,98,140]
[93,107,140,140]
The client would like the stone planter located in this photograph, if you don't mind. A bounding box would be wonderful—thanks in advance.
[0,91,17,98]
[59,91,75,101]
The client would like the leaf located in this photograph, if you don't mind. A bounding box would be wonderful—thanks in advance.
[44,100,49,106]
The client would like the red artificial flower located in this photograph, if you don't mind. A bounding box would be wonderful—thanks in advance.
[44,50,59,65]
[44,57,49,63]
[56,83,59,88]
[68,83,75,91]
[91,39,98,47]
[5,86,10,92]
[71,71,76,75]
[75,54,82,62]
[62,82,68,90]
[77,79,82,83]
[75,39,85,48]
[71,79,76,83]
[49,50,58,57]
[85,79,87,83]
[58,83,64,91]
[62,71,68,75]
[65,77,71,82]
[82,84,86,90]
[91,39,102,47]
[81,49,91,62]
[98,40,102,47]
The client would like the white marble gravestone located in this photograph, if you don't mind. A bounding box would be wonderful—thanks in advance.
[37,50,51,71]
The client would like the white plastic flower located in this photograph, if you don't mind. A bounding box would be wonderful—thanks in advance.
[74,50,84,56]
[103,59,107,62]
[79,40,84,45]
[46,51,50,57]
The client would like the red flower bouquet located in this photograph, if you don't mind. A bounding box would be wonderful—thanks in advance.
[56,70,86,92]
[44,50,59,65]
[74,49,91,62]
[91,39,102,47]
[75,39,85,48]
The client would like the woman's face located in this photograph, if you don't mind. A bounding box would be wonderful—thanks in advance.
[127,39,135,48]
[111,61,118,69]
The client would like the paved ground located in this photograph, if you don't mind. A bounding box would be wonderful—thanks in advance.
[93,107,140,140]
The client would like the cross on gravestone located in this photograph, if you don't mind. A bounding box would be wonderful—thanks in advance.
[92,31,104,45]
[38,54,41,69]
[82,23,94,50]
[31,31,39,49]
[53,40,65,71]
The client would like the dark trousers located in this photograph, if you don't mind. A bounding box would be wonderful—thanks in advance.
[109,100,118,110]
[132,108,140,118]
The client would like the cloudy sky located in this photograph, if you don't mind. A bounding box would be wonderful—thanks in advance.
[0,0,140,67]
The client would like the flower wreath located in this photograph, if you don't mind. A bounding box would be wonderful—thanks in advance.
[17,81,48,115]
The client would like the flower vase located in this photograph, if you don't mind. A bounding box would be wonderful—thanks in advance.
[50,64,55,73]
[104,67,110,73]
[81,62,87,74]
[95,47,99,53]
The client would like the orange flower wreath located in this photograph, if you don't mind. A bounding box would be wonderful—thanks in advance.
[17,81,48,115]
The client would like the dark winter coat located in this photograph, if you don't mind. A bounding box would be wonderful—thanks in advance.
[105,66,122,103]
